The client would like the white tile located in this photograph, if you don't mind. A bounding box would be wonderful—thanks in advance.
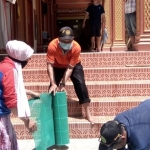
[18,138,99,150]
[18,140,35,150]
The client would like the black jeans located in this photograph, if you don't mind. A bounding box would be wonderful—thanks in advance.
[53,63,91,104]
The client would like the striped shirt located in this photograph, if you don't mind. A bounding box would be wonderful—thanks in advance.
[125,0,136,14]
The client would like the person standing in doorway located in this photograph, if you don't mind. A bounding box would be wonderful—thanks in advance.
[124,0,136,51]
[82,0,105,52]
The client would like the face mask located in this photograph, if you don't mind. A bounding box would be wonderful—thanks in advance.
[8,56,28,68]
[59,42,72,50]
[21,61,28,68]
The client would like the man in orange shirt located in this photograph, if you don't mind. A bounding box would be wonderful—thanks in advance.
[47,26,93,123]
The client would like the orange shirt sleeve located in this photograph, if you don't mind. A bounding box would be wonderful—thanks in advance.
[69,44,81,67]
[47,42,55,64]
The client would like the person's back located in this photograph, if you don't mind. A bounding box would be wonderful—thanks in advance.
[115,99,150,150]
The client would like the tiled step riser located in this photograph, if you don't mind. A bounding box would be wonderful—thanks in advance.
[68,100,141,117]
[23,68,150,82]
[25,84,150,98]
[10,101,141,118]
[86,101,141,116]
[69,123,101,138]
[2,52,150,69]
[12,116,114,139]
[14,123,102,139]
[23,52,150,69]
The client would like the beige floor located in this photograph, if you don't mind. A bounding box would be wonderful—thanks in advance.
[18,138,99,150]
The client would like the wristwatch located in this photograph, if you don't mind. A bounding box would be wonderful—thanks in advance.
[60,82,65,87]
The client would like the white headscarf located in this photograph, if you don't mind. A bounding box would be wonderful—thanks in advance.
[6,40,33,61]
[7,0,16,4]
[6,40,34,118]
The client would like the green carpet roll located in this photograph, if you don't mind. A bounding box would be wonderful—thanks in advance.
[53,92,70,145]
[29,93,55,150]
[29,92,70,149]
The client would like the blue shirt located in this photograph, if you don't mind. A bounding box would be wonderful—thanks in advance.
[115,99,150,150]
[0,72,11,116]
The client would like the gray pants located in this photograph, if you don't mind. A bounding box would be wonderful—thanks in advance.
[125,12,136,37]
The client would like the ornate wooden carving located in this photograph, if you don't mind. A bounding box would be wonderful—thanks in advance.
[134,0,150,51]
[111,0,126,51]
[57,8,85,13]
[144,0,150,32]
[103,0,112,51]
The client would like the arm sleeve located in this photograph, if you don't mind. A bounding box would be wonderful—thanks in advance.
[2,69,17,108]
[101,6,105,14]
[47,43,55,64]
[69,46,81,67]
[85,5,90,13]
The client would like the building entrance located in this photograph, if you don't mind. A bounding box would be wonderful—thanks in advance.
[57,19,91,51]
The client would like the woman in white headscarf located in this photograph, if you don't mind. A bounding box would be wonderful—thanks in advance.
[0,40,39,150]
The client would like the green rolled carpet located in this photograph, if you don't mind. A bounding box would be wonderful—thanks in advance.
[29,93,55,150]
[28,92,69,149]
[53,92,70,145]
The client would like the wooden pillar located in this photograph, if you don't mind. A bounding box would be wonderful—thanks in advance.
[15,0,26,41]
[24,0,34,47]
[36,0,42,45]
[47,0,57,40]
[103,0,113,51]
[134,0,150,51]
[11,4,17,40]
[103,0,126,51]
[111,0,126,51]
[43,0,48,32]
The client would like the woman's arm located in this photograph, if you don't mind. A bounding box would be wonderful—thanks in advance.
[25,89,40,97]
[11,107,37,133]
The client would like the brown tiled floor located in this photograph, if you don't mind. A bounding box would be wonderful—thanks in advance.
[18,138,99,150]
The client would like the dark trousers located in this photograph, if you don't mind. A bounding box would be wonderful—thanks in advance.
[53,63,91,104]
[90,24,101,37]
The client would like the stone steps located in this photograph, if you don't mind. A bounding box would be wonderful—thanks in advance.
[2,52,150,68]
[24,52,150,69]
[23,67,150,82]
[11,96,144,118]
[11,96,148,139]
[2,51,150,139]
[24,80,150,98]
[67,96,147,117]
[11,116,114,139]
